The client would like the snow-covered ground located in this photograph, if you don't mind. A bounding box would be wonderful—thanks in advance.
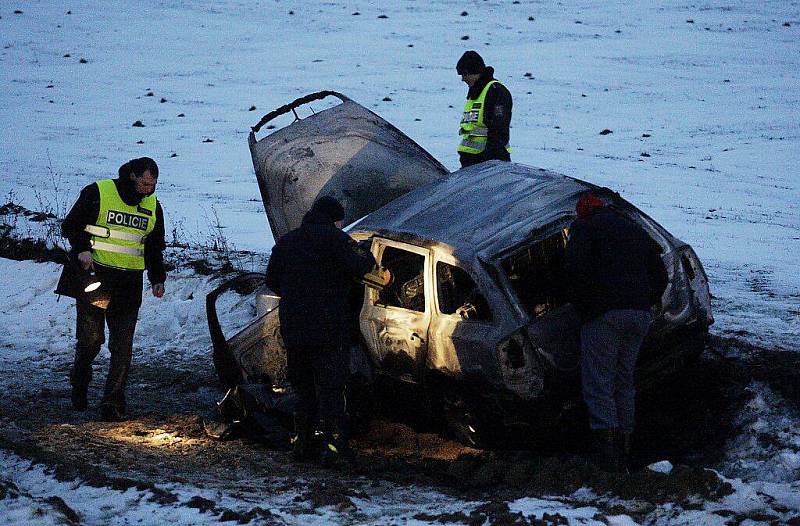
[1,0,799,524]
[0,445,644,526]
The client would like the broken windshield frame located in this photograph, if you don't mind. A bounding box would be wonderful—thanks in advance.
[487,217,573,322]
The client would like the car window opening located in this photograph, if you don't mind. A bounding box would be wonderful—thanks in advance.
[436,262,491,321]
[378,246,426,312]
[502,229,569,318]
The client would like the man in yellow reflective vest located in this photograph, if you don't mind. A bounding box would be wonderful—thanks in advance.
[57,157,166,421]
[456,50,513,168]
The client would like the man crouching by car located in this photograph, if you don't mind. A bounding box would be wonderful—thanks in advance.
[565,192,667,473]
[264,196,376,466]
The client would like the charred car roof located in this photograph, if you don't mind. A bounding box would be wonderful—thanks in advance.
[353,161,593,260]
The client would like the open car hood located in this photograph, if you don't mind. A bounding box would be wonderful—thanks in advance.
[249,91,449,241]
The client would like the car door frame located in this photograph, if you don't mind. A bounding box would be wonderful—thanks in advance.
[359,237,433,384]
[427,252,508,381]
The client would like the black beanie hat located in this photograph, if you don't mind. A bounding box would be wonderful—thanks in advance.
[456,50,485,75]
[311,195,345,222]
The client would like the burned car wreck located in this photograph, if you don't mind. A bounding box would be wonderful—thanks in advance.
[208,91,714,447]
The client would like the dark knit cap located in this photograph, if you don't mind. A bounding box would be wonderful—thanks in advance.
[456,50,485,74]
[118,157,159,179]
[311,195,345,222]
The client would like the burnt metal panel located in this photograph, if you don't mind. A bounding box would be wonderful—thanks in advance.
[249,91,448,241]
[228,308,287,385]
[355,161,593,261]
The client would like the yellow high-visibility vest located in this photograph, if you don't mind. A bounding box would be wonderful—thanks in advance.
[458,80,512,155]
[85,179,157,271]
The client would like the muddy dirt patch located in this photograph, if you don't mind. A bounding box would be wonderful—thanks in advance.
[0,334,796,518]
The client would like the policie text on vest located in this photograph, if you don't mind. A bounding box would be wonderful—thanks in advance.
[106,210,150,231]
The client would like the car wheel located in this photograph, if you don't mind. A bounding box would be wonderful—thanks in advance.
[440,390,492,448]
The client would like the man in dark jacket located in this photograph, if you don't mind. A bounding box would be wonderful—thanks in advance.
[456,50,512,168]
[57,157,167,422]
[264,196,376,464]
[564,192,668,472]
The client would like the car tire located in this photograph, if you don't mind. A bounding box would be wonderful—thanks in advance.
[438,388,495,448]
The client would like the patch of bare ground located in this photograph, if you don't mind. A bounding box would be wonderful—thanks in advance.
[0,341,780,522]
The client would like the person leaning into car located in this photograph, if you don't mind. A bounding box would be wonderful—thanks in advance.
[456,50,512,168]
[56,157,166,422]
[264,196,377,466]
[564,192,667,473]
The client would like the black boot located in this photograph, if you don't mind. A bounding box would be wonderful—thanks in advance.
[590,428,621,472]
[99,403,124,422]
[71,385,88,411]
[318,418,351,467]
[291,412,317,462]
[618,431,632,474]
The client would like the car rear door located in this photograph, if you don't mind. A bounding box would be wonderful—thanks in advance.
[426,254,507,379]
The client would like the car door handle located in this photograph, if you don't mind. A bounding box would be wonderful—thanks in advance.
[411,332,425,343]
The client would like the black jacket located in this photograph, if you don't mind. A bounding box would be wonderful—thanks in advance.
[56,178,166,306]
[564,207,668,322]
[264,209,376,349]
[460,66,513,168]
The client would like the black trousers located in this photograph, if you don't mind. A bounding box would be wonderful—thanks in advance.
[70,299,139,411]
[459,149,511,168]
[286,344,348,422]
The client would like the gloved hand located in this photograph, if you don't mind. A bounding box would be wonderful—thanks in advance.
[359,267,393,290]
[77,251,93,270]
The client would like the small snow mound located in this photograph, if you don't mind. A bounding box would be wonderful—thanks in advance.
[647,460,673,474]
